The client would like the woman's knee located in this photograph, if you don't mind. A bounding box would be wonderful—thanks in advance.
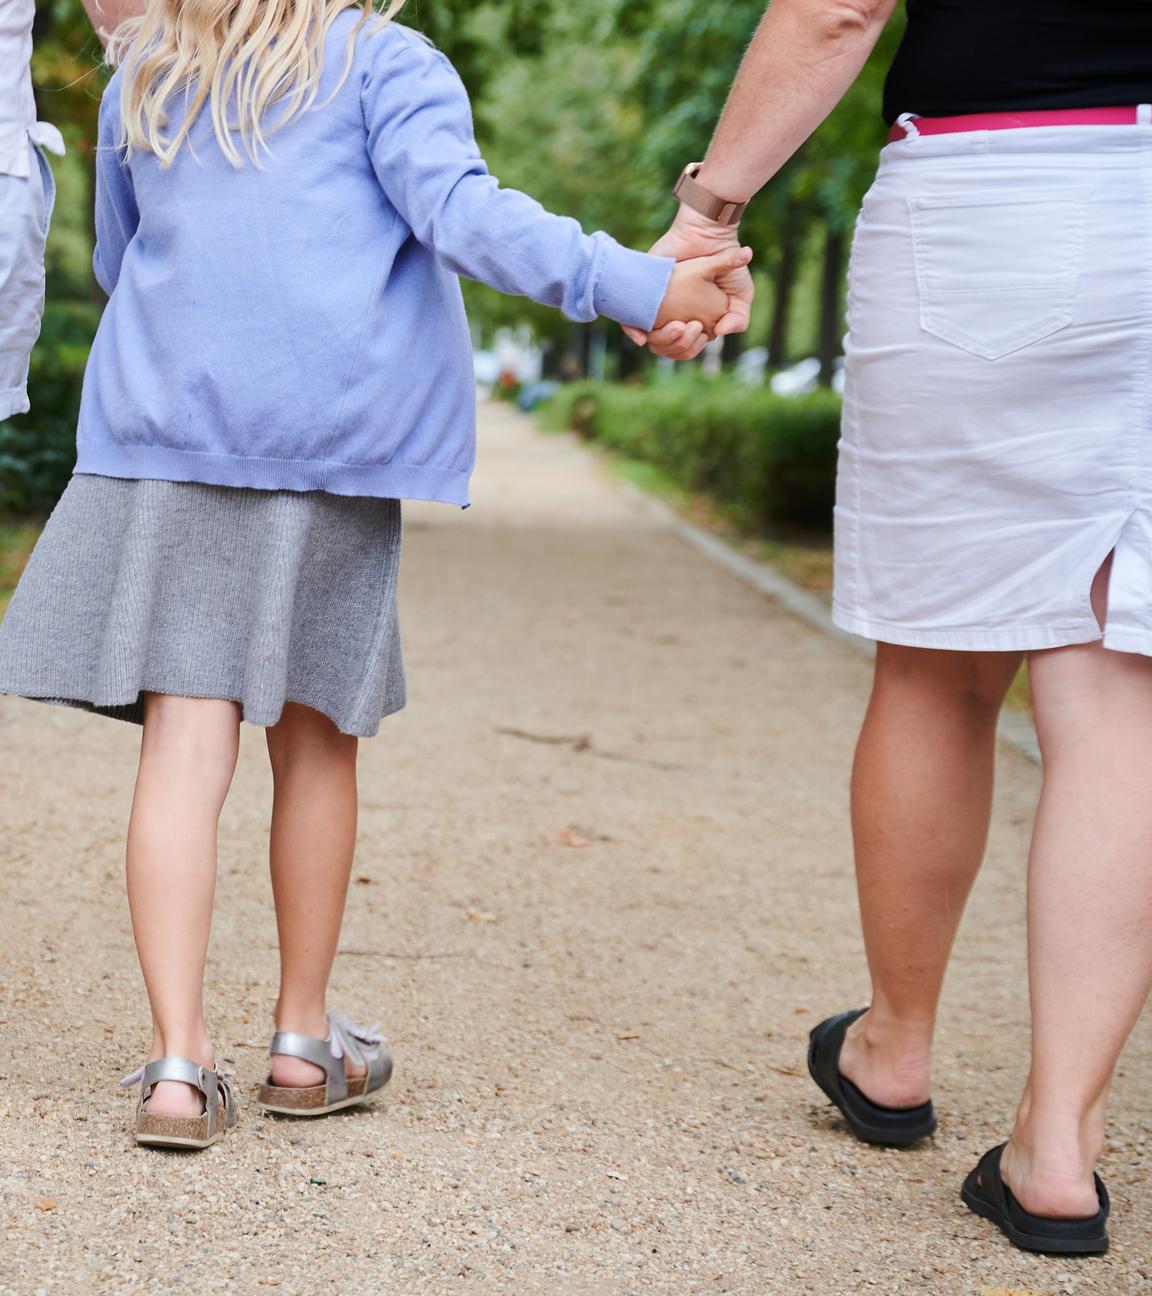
[873,644,1022,714]
[1030,640,1152,737]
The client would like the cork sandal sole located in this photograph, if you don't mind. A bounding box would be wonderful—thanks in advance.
[257,1073,371,1117]
[135,1111,228,1150]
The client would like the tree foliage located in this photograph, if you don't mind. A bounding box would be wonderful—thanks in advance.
[31,1,108,146]
[451,0,905,362]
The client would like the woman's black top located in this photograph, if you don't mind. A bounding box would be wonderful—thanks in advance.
[884,0,1152,124]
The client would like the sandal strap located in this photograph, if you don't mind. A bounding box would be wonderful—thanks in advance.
[120,1056,214,1097]
[142,1057,210,1091]
[270,1029,347,1101]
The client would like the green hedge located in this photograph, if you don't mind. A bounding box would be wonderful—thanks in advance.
[539,376,842,531]
[0,300,100,515]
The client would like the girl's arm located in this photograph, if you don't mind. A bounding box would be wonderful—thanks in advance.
[93,88,139,295]
[362,32,675,334]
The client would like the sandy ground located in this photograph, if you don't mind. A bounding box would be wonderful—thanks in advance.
[1,403,1149,1296]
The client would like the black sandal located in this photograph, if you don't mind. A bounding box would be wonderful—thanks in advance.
[961,1144,1109,1255]
[807,1008,937,1145]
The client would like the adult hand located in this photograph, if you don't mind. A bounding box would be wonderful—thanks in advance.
[625,205,756,361]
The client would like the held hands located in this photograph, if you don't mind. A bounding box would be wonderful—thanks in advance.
[652,245,755,339]
[626,206,757,361]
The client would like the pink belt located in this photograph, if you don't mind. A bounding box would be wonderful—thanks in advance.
[887,105,1152,143]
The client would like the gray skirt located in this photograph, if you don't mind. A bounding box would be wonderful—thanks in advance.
[0,475,405,737]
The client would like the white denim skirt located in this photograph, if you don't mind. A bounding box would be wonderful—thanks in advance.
[834,121,1152,653]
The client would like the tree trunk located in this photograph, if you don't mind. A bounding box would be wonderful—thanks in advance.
[767,206,801,370]
[720,328,747,369]
[540,339,561,379]
[817,225,847,389]
[556,322,589,381]
[615,326,645,381]
[578,322,594,379]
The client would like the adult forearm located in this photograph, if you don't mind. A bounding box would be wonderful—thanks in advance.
[696,0,898,203]
[80,0,145,45]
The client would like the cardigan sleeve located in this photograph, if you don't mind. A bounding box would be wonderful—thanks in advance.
[361,32,673,332]
[93,86,140,297]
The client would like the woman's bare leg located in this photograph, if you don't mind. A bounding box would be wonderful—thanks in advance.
[126,694,241,1117]
[265,703,361,1087]
[838,645,1023,1106]
[1002,564,1152,1216]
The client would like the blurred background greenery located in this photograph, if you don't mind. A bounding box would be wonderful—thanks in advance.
[8,0,903,563]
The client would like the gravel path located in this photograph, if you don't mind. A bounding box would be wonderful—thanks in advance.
[2,403,1149,1295]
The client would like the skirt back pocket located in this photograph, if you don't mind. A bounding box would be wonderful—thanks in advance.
[909,187,1090,361]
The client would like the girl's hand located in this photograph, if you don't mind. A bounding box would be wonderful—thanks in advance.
[650,245,754,343]
[626,211,756,359]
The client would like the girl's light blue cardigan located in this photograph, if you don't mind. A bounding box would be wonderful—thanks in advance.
[77,17,674,506]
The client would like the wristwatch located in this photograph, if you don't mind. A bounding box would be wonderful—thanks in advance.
[673,163,748,227]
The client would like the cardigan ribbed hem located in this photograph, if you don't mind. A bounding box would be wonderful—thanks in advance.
[73,441,472,505]
[593,243,675,332]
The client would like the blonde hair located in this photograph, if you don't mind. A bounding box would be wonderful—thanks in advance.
[109,0,409,168]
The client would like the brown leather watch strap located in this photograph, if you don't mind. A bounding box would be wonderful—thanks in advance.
[673,163,748,227]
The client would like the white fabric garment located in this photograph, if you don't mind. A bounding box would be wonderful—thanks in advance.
[0,141,52,419]
[0,0,64,178]
[835,119,1152,654]
[0,0,62,418]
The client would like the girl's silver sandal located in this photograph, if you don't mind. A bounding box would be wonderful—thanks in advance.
[258,1012,392,1117]
[122,1058,239,1150]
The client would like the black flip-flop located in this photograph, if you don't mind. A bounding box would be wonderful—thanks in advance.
[807,1007,938,1145]
[961,1144,1109,1255]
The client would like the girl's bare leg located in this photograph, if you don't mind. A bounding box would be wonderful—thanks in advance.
[1002,563,1152,1216]
[265,703,361,1087]
[838,645,1023,1106]
[126,694,241,1117]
